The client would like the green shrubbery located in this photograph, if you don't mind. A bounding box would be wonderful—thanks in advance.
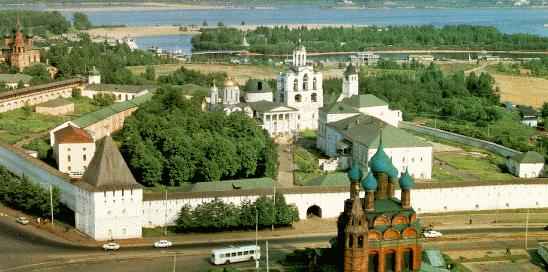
[120,86,278,186]
[0,10,70,36]
[157,66,226,86]
[0,165,60,217]
[175,194,298,232]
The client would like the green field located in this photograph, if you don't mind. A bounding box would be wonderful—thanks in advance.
[434,152,514,181]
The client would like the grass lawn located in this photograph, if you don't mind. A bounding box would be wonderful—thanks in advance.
[293,145,325,185]
[0,108,67,144]
[437,62,479,74]
[142,226,178,237]
[434,152,514,181]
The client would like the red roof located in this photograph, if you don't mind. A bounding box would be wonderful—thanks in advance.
[54,125,93,144]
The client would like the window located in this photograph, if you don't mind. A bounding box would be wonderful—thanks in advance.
[293,79,298,91]
[67,166,71,171]
[313,78,317,90]
[238,252,243,256]
[231,253,236,257]
[311,93,317,102]
[250,250,255,255]
[295,94,302,102]
[303,74,309,90]
[83,154,87,161]
[67,155,71,162]
[225,253,230,258]
[244,251,249,255]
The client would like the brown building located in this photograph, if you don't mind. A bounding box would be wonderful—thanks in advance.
[338,138,422,272]
[1,17,41,71]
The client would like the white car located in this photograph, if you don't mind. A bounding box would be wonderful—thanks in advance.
[102,242,120,251]
[16,217,29,225]
[154,240,173,248]
[423,230,443,238]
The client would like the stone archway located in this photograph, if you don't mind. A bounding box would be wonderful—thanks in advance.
[306,205,322,218]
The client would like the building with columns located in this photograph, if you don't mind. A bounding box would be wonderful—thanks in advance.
[337,150,422,272]
[1,18,41,71]
[276,45,324,130]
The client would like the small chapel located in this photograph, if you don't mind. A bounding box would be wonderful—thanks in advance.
[337,137,423,272]
[1,17,41,71]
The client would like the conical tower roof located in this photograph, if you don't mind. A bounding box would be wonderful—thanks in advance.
[81,136,141,191]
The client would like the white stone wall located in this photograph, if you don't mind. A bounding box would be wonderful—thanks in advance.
[245,92,273,103]
[91,188,143,240]
[514,162,545,178]
[0,84,75,113]
[82,89,148,102]
[359,106,402,127]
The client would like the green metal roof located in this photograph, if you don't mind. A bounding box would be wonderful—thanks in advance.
[341,94,388,108]
[322,102,360,114]
[328,114,431,149]
[0,73,32,83]
[87,84,156,94]
[423,250,447,268]
[247,101,297,113]
[73,93,152,128]
[244,79,272,93]
[511,151,545,164]
[302,172,349,187]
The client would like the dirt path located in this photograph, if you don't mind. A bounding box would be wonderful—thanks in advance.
[276,144,294,188]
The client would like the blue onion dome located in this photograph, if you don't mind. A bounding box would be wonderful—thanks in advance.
[369,137,392,174]
[347,161,362,182]
[399,168,415,190]
[361,172,378,191]
[387,164,399,180]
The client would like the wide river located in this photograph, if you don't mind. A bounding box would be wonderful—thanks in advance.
[15,5,548,53]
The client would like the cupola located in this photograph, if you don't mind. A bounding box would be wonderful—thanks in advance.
[369,137,392,174]
[399,168,415,190]
[361,172,378,192]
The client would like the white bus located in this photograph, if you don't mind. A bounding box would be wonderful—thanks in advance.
[211,245,261,265]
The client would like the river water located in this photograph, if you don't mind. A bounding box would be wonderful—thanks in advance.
[9,5,548,53]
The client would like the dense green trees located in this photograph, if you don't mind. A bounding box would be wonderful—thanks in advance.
[0,10,70,37]
[193,25,548,54]
[91,93,115,106]
[22,64,51,85]
[72,12,93,30]
[43,34,169,84]
[120,86,278,186]
[158,66,226,86]
[175,194,299,232]
[0,166,60,217]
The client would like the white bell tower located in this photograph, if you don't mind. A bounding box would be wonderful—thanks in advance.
[293,46,307,67]
[209,81,219,105]
[338,63,359,101]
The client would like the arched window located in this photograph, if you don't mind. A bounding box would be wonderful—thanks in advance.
[358,235,364,248]
[311,93,318,102]
[348,234,354,248]
[303,74,309,90]
[293,79,298,91]
[313,77,317,90]
[294,94,302,102]
[258,81,263,90]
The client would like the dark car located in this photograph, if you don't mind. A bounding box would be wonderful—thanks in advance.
[544,225,548,231]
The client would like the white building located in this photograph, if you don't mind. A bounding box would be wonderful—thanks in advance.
[53,125,96,178]
[207,79,299,139]
[276,46,323,130]
[0,73,31,89]
[318,114,432,179]
[506,151,545,178]
[82,67,152,102]
[74,136,143,240]
[87,66,101,85]
[350,52,380,66]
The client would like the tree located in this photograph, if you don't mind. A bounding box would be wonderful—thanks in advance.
[72,12,92,30]
[217,22,225,27]
[23,64,51,84]
[541,102,548,118]
[144,65,156,81]
[71,87,82,99]
[92,93,115,106]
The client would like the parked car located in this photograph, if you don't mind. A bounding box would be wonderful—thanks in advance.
[16,217,29,225]
[154,240,173,248]
[102,242,120,251]
[543,225,548,231]
[423,230,443,238]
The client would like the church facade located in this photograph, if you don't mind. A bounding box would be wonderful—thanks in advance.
[338,143,422,272]
[1,18,41,71]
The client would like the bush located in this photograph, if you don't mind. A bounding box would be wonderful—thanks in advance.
[71,88,82,99]
[92,93,115,107]
[0,165,60,217]
[175,194,299,232]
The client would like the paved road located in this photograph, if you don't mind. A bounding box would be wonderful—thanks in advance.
[2,213,548,272]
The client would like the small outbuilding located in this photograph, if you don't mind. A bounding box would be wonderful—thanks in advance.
[35,98,74,116]
[506,151,545,178]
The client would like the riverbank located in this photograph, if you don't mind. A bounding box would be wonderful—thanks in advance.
[45,2,238,12]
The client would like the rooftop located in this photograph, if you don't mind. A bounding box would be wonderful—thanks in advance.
[328,114,431,148]
[247,100,298,113]
[340,94,388,108]
[511,151,545,164]
[79,136,141,192]
[72,92,152,128]
[54,125,93,144]
[0,78,84,101]
[244,79,272,93]
[0,73,32,83]
[86,84,156,94]
[322,102,360,114]
[36,98,73,108]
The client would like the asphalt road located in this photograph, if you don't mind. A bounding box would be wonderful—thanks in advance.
[1,216,547,272]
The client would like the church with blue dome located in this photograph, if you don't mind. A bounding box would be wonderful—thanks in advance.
[337,138,423,272]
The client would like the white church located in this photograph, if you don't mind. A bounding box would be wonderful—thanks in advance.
[207,45,324,138]
[317,64,433,179]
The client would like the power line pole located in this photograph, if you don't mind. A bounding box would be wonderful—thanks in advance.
[255,206,259,270]
[266,240,269,272]
[525,209,530,250]
[49,184,54,225]
[172,253,176,272]
[164,189,168,236]
[272,182,276,231]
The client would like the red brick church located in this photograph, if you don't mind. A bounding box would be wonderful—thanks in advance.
[1,17,41,71]
[337,137,423,272]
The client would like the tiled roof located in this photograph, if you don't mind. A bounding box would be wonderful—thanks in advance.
[80,136,141,192]
[328,114,430,148]
[72,93,152,128]
[54,125,93,144]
